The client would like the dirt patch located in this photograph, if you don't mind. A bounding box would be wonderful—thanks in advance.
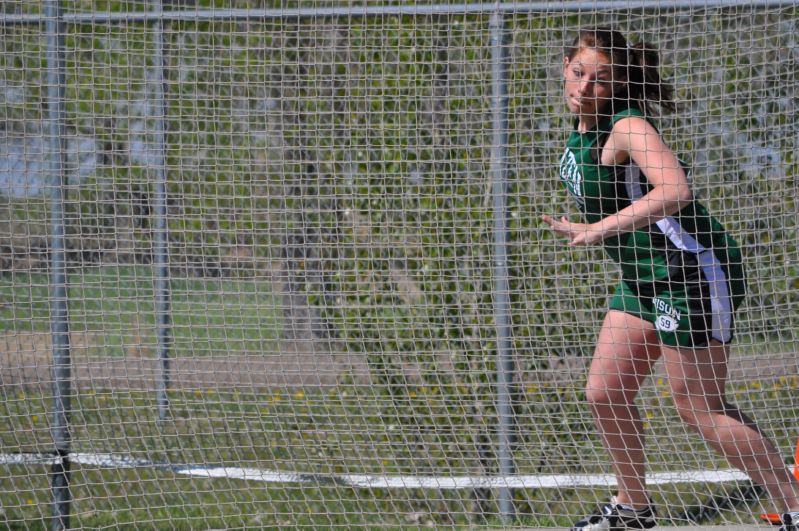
[0,330,371,391]
[1,330,794,393]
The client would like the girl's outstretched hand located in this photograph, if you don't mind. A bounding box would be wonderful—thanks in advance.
[541,214,605,246]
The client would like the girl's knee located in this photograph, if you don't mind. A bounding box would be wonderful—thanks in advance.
[584,380,634,411]
[671,392,725,429]
[672,396,703,427]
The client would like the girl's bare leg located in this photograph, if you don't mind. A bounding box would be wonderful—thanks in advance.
[586,310,662,508]
[662,341,799,512]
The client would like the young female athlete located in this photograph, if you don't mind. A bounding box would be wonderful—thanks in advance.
[542,28,799,531]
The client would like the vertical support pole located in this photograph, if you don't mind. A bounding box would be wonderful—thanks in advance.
[489,8,515,523]
[149,0,172,421]
[44,0,71,529]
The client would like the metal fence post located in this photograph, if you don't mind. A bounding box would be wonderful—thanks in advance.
[149,0,173,421]
[44,0,72,528]
[489,7,516,523]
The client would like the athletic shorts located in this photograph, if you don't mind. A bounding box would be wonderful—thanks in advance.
[608,251,746,349]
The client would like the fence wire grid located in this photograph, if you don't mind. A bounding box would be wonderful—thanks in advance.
[1,1,798,529]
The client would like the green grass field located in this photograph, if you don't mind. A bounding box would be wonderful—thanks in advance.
[0,265,282,358]
[1,378,797,529]
[1,267,798,529]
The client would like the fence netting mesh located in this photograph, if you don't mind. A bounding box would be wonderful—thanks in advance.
[1,2,797,528]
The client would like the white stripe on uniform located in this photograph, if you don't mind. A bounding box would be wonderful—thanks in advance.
[624,164,733,343]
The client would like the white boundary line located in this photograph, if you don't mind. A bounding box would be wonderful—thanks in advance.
[0,451,753,489]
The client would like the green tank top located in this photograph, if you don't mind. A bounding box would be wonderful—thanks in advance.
[558,107,742,286]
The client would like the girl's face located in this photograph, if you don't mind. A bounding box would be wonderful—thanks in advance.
[563,47,616,119]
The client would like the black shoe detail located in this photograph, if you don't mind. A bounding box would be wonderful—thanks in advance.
[571,501,656,530]
[780,512,799,531]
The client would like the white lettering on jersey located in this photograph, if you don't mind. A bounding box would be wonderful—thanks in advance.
[652,297,681,333]
[559,149,584,208]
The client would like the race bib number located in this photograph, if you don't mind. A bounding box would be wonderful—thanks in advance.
[655,314,679,333]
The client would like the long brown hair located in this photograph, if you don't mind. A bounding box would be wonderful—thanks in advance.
[566,28,675,116]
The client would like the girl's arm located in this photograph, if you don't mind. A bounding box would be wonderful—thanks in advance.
[542,116,692,246]
[597,116,692,235]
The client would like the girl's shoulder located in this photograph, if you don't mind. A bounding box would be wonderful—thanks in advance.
[611,106,645,123]
[609,106,658,131]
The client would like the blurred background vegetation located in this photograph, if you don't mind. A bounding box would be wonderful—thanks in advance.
[1,5,795,359]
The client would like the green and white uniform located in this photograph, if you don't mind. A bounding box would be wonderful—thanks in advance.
[558,107,746,348]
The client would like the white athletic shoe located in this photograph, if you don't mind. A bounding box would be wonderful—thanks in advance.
[571,497,657,530]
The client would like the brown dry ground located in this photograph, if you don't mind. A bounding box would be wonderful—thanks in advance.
[1,328,797,393]
[0,330,371,391]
